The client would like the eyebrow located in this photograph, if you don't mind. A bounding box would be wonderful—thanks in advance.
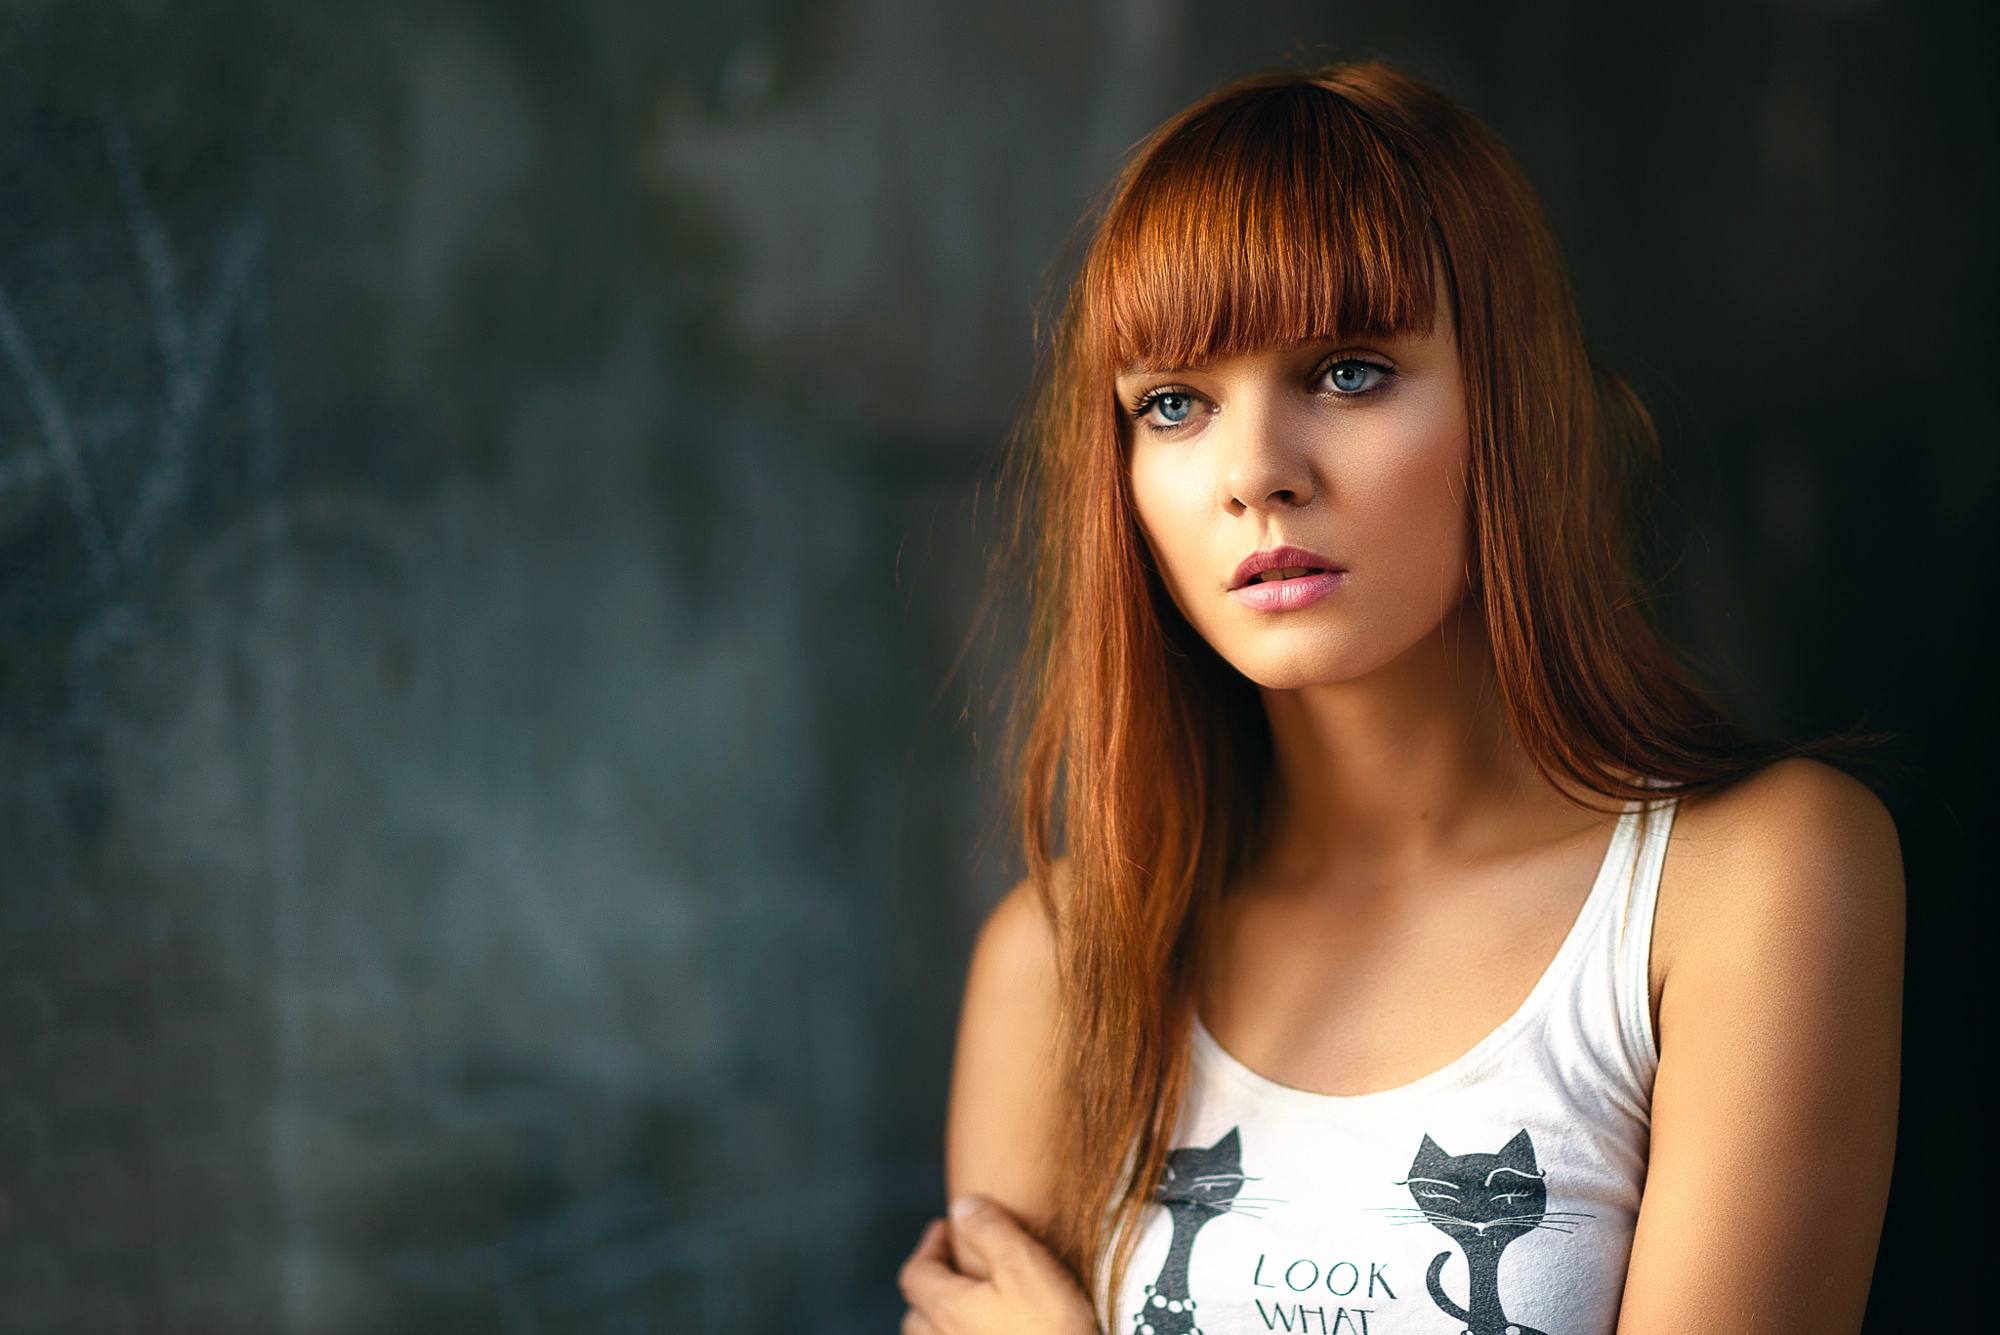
[1116,335,1408,378]
[1486,1167,1547,1185]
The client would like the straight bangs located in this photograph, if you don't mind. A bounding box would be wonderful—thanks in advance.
[1090,82,1442,375]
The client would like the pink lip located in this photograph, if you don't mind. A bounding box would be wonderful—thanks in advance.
[1227,545,1347,612]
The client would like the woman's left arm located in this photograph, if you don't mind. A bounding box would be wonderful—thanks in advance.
[1618,757,1904,1334]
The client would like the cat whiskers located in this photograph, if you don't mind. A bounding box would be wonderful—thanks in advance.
[1371,1206,1593,1236]
[1213,1191,1280,1219]
[1373,1206,1477,1228]
[1473,1212,1586,1235]
[1499,1210,1594,1235]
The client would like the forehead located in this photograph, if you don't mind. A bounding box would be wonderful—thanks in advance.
[1091,84,1443,373]
[1114,323,1451,379]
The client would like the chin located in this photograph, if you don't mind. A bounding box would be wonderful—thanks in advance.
[1209,617,1446,692]
[1218,637,1387,692]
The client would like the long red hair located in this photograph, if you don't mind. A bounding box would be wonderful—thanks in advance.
[1010,64,1767,1306]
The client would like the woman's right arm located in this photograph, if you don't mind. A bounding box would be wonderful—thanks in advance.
[945,878,1068,1247]
[901,878,1099,1333]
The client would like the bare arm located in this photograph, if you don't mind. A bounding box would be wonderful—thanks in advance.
[946,879,1068,1243]
[1619,758,1903,1333]
[898,879,1100,1334]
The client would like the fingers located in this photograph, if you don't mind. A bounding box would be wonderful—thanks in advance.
[949,1195,1050,1284]
[908,1217,951,1266]
[947,1197,1101,1335]
[946,1195,994,1281]
[905,1204,1100,1335]
[899,1219,975,1314]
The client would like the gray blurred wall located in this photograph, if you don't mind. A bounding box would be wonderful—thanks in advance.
[0,1,1988,1331]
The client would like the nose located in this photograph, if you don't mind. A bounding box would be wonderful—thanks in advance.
[1222,400,1315,514]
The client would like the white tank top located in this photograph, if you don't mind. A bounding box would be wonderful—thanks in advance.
[1113,799,1676,1335]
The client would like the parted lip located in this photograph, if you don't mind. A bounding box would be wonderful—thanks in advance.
[1230,544,1345,590]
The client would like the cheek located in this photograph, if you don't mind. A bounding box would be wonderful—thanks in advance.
[1128,451,1214,602]
[1344,431,1472,598]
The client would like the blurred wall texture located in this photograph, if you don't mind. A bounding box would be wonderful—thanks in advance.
[0,1,1989,1331]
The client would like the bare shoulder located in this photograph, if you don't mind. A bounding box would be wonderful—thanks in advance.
[1674,754,1898,859]
[969,873,1062,991]
[1625,759,1903,1329]
[1648,756,1905,1062]
[946,871,1067,1233]
[1657,757,1903,976]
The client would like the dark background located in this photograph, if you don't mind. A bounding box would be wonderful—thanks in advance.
[0,1,1988,1331]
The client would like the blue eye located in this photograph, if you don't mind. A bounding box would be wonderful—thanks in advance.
[1324,359,1389,395]
[1148,391,1195,424]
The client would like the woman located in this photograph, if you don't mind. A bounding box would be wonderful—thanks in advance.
[900,64,1901,1335]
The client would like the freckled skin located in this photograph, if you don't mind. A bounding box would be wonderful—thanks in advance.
[1118,324,1472,693]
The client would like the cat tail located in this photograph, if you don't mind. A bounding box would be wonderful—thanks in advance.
[1425,1252,1471,1324]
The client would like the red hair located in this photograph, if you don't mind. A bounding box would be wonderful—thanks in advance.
[1010,64,1767,1305]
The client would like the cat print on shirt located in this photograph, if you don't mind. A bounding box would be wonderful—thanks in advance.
[1133,1127,1265,1335]
[1387,1130,1591,1335]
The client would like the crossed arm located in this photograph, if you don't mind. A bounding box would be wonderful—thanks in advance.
[901,759,1904,1335]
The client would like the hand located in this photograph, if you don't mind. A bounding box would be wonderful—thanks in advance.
[898,1195,1101,1335]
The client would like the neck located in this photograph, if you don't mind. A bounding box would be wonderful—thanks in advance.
[1151,1203,1210,1299]
[1254,604,1568,879]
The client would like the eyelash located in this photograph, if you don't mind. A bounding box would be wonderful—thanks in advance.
[1126,386,1200,431]
[1316,355,1397,397]
[1125,356,1398,432]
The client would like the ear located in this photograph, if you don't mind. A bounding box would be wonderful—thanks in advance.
[1411,1134,1449,1172]
[1210,1127,1241,1162]
[1498,1129,1538,1170]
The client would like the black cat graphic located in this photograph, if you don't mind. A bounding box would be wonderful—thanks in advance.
[1133,1127,1258,1335]
[1389,1130,1590,1335]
